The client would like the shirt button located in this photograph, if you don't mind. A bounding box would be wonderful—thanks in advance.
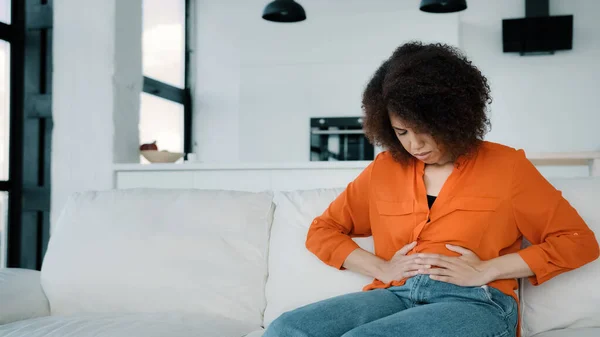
[573,233,579,236]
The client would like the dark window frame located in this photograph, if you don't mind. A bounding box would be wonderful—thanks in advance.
[142,0,192,155]
[5,0,53,269]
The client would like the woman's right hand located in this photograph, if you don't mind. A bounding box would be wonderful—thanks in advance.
[377,241,430,284]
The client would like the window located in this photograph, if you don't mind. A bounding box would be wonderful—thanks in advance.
[141,0,191,159]
[0,191,6,268]
[143,0,185,88]
[140,93,184,153]
[0,0,9,24]
[0,0,11,268]
[4,0,53,269]
[0,40,9,181]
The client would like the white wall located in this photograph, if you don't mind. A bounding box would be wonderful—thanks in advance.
[461,0,600,152]
[193,0,459,163]
[194,0,600,162]
[52,0,141,228]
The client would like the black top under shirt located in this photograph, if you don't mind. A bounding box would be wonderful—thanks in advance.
[427,195,437,209]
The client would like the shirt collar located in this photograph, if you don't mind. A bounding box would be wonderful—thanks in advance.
[415,153,469,173]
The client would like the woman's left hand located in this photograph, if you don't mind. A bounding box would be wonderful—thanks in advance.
[415,244,492,287]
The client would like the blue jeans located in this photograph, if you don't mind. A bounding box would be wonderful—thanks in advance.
[263,275,518,337]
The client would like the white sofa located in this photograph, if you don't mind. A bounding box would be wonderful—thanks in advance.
[1,178,599,337]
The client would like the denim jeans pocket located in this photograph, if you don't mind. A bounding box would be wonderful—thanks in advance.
[478,285,515,319]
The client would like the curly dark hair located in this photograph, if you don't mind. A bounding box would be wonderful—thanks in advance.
[362,41,492,164]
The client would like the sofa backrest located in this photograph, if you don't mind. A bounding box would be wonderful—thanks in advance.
[264,178,600,335]
[520,178,600,336]
[41,188,274,328]
[263,188,374,327]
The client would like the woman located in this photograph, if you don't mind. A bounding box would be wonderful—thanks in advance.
[263,42,599,337]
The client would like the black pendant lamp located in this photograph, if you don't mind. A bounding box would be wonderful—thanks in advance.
[420,0,467,13]
[262,0,306,23]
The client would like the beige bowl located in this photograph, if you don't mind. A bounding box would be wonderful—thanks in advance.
[141,150,184,163]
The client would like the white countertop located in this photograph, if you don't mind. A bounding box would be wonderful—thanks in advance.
[114,161,373,172]
[114,151,600,173]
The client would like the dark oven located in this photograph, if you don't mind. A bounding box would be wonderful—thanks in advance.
[310,117,374,161]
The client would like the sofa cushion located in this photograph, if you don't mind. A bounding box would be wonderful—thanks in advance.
[41,189,274,327]
[0,268,50,325]
[0,313,256,337]
[521,178,600,337]
[263,189,374,327]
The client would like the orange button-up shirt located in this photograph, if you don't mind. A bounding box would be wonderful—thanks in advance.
[306,141,599,304]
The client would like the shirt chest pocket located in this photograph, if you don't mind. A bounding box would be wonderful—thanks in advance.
[434,197,501,249]
[375,200,416,242]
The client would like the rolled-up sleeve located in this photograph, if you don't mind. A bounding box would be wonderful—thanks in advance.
[512,149,600,285]
[305,157,375,269]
